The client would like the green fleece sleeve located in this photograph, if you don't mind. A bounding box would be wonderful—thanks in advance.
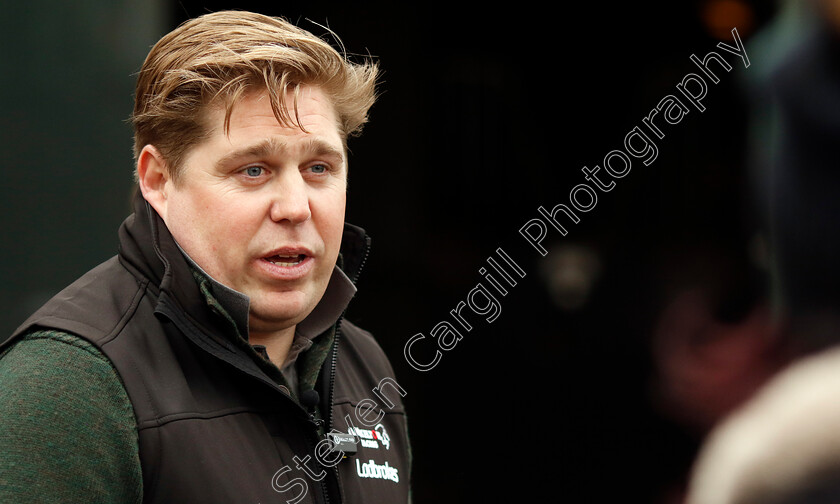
[0,330,142,503]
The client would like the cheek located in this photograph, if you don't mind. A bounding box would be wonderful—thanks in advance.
[169,189,253,256]
[182,200,259,284]
[320,191,347,243]
[206,200,263,252]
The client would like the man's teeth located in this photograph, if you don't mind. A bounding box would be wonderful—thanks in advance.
[266,254,304,266]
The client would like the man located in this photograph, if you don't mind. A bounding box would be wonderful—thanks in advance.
[0,11,410,503]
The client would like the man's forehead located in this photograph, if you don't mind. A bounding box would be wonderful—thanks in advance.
[194,86,346,160]
[207,85,341,134]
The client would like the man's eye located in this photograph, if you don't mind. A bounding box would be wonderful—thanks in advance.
[309,164,328,174]
[244,166,263,177]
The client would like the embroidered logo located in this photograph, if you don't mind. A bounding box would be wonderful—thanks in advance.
[348,424,391,450]
[355,459,400,483]
[374,423,391,450]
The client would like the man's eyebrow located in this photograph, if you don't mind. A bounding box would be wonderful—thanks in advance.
[303,138,346,163]
[214,137,345,170]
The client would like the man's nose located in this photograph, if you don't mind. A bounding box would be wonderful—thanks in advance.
[268,170,311,224]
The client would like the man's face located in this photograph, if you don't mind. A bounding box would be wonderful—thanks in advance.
[153,86,347,335]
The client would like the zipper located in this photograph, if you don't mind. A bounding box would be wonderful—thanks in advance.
[325,316,342,433]
[321,229,371,503]
[350,232,372,286]
[304,431,331,504]
[326,229,370,433]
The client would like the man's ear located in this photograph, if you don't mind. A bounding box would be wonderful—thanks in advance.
[137,144,171,219]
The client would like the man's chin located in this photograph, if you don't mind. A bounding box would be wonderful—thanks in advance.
[248,296,314,334]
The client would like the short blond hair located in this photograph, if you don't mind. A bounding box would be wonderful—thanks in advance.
[131,10,379,181]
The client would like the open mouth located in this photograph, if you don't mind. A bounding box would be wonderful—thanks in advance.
[263,254,307,267]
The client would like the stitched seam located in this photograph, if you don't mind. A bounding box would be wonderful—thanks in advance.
[137,407,284,430]
[20,332,113,363]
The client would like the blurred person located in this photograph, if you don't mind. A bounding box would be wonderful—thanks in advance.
[651,245,785,435]
[757,0,840,355]
[648,240,788,503]
[0,11,410,503]
[687,0,840,502]
[688,344,840,504]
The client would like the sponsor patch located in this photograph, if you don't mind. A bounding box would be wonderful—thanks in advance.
[355,459,400,483]
[347,423,391,450]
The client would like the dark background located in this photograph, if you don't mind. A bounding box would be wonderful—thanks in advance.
[1,1,786,502]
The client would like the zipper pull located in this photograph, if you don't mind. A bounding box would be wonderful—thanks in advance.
[309,416,325,429]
